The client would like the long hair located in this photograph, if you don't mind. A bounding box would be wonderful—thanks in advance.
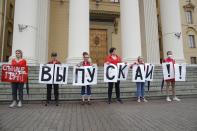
[15,49,23,58]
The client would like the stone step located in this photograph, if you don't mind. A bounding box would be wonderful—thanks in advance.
[0,65,197,101]
[1,80,197,87]
[0,90,197,101]
[0,86,197,96]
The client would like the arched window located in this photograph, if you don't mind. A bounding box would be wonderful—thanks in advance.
[186,28,197,48]
[185,11,193,24]
[183,1,195,24]
[188,35,196,48]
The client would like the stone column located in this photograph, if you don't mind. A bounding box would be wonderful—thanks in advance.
[11,0,38,64]
[160,0,185,63]
[67,0,89,64]
[120,0,142,63]
[143,0,160,64]
[36,0,50,64]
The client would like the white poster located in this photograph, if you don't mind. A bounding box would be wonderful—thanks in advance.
[84,65,98,85]
[73,66,86,86]
[162,62,175,80]
[39,64,54,84]
[117,63,129,80]
[53,64,69,84]
[145,64,155,81]
[132,64,146,82]
[175,63,186,81]
[104,63,118,82]
[73,65,98,86]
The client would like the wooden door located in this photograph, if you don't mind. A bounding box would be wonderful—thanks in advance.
[90,29,108,66]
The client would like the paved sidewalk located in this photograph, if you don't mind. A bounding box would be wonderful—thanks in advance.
[0,98,197,131]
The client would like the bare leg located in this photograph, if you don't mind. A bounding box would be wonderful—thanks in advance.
[171,82,176,97]
[166,81,170,97]
[166,81,171,102]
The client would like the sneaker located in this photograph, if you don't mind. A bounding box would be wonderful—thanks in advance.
[9,101,17,108]
[143,98,148,102]
[166,97,172,102]
[55,101,59,106]
[117,99,123,104]
[137,99,141,103]
[87,101,91,105]
[45,101,49,106]
[17,101,22,107]
[81,101,85,105]
[108,99,111,104]
[173,97,181,101]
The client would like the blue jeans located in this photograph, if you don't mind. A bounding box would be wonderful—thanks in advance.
[136,82,145,98]
[81,85,91,96]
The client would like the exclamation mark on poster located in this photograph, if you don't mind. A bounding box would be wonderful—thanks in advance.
[179,66,182,79]
[166,64,170,77]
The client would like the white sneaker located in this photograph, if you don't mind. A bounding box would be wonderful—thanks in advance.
[166,97,172,102]
[173,97,181,101]
[17,101,22,107]
[143,98,148,102]
[9,101,17,108]
[137,99,141,103]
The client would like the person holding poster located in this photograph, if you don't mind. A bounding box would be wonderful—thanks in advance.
[163,51,180,102]
[9,50,27,108]
[77,52,93,105]
[105,47,123,104]
[45,52,61,106]
[130,56,148,103]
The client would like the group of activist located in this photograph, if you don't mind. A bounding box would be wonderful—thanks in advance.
[1,47,183,108]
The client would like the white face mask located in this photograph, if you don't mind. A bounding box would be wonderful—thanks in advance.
[167,55,173,58]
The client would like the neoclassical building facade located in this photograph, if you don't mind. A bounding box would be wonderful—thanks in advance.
[0,0,197,65]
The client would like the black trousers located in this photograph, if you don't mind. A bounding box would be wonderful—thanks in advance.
[46,84,59,101]
[11,83,24,101]
[108,81,120,101]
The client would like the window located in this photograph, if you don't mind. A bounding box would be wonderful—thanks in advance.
[110,0,119,3]
[191,57,197,64]
[185,11,193,24]
[188,35,196,48]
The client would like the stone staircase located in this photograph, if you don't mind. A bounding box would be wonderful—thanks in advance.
[0,65,197,101]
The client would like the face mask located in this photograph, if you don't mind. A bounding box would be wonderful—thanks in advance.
[168,55,172,58]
